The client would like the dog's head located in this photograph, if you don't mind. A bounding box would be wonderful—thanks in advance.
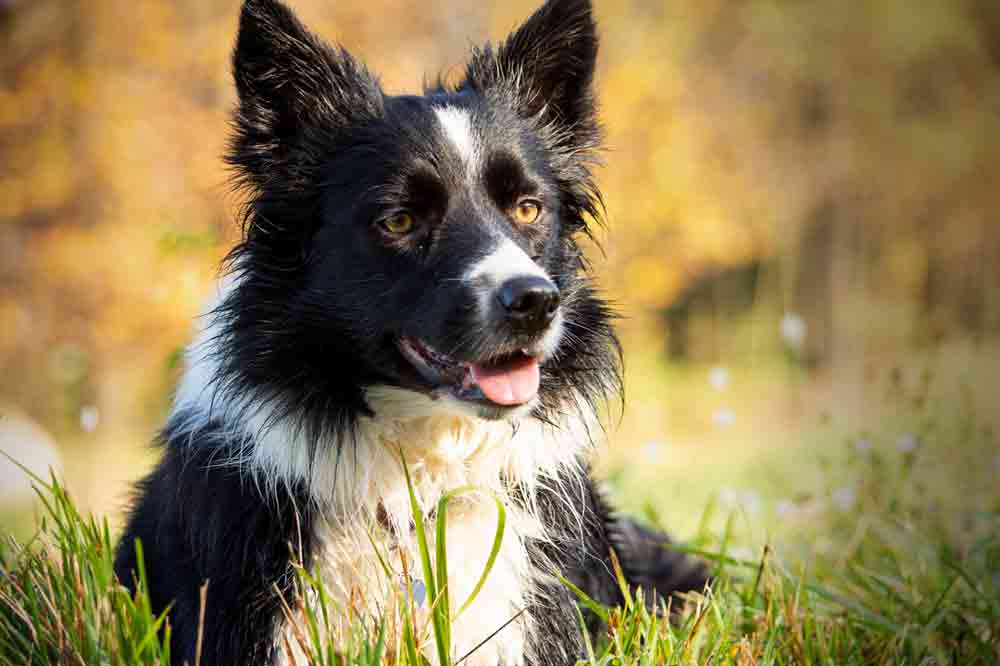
[219,0,619,425]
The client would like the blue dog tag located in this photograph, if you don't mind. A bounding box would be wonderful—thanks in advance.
[399,577,426,608]
[411,578,426,607]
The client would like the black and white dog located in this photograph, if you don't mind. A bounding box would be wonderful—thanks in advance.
[114,0,707,664]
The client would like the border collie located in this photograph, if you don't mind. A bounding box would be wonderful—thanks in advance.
[115,1,707,664]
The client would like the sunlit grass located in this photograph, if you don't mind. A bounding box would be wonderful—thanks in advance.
[0,473,173,664]
[1,355,997,664]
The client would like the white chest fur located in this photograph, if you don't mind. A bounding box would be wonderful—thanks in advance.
[300,489,538,666]
[171,282,597,664]
[226,387,593,666]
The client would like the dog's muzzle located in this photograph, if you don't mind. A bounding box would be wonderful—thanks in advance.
[396,275,563,411]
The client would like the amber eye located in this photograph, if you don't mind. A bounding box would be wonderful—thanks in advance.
[513,199,542,225]
[382,213,414,235]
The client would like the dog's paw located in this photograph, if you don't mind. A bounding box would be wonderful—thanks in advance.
[608,517,710,608]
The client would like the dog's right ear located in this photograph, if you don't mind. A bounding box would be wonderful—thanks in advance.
[464,0,599,147]
[229,0,383,190]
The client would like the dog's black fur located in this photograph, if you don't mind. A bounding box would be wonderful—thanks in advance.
[115,1,707,664]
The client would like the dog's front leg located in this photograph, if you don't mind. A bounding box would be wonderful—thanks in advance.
[521,467,708,664]
[115,442,315,666]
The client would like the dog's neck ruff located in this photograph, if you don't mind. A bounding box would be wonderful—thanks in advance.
[170,280,597,514]
[168,280,600,665]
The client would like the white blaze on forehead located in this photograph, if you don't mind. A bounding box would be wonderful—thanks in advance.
[434,105,477,168]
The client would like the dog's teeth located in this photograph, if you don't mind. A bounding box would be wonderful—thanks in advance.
[461,369,475,390]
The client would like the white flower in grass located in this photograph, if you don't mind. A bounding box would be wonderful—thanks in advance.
[729,546,754,564]
[742,491,763,517]
[832,486,857,512]
[719,487,739,508]
[642,440,664,462]
[775,500,797,517]
[80,406,100,433]
[896,433,920,453]
[712,407,736,428]
[708,366,730,391]
[780,313,807,350]
[718,488,762,516]
[854,438,873,453]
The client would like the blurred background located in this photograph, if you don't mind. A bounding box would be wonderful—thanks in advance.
[1,0,998,542]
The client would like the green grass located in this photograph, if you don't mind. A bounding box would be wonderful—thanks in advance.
[0,474,173,664]
[1,376,997,665]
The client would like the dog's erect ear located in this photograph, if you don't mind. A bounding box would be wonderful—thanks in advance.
[464,0,598,140]
[229,0,383,189]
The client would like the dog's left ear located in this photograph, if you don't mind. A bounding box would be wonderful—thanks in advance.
[464,0,598,143]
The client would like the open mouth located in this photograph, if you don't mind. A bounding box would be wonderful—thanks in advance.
[397,337,541,408]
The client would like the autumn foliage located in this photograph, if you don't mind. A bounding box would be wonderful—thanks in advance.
[1,0,998,456]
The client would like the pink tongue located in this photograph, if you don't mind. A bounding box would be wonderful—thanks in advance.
[469,356,540,406]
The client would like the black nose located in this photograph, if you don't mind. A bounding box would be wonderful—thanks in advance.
[497,276,560,330]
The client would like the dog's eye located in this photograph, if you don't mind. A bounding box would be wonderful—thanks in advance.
[512,199,542,225]
[382,213,414,235]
